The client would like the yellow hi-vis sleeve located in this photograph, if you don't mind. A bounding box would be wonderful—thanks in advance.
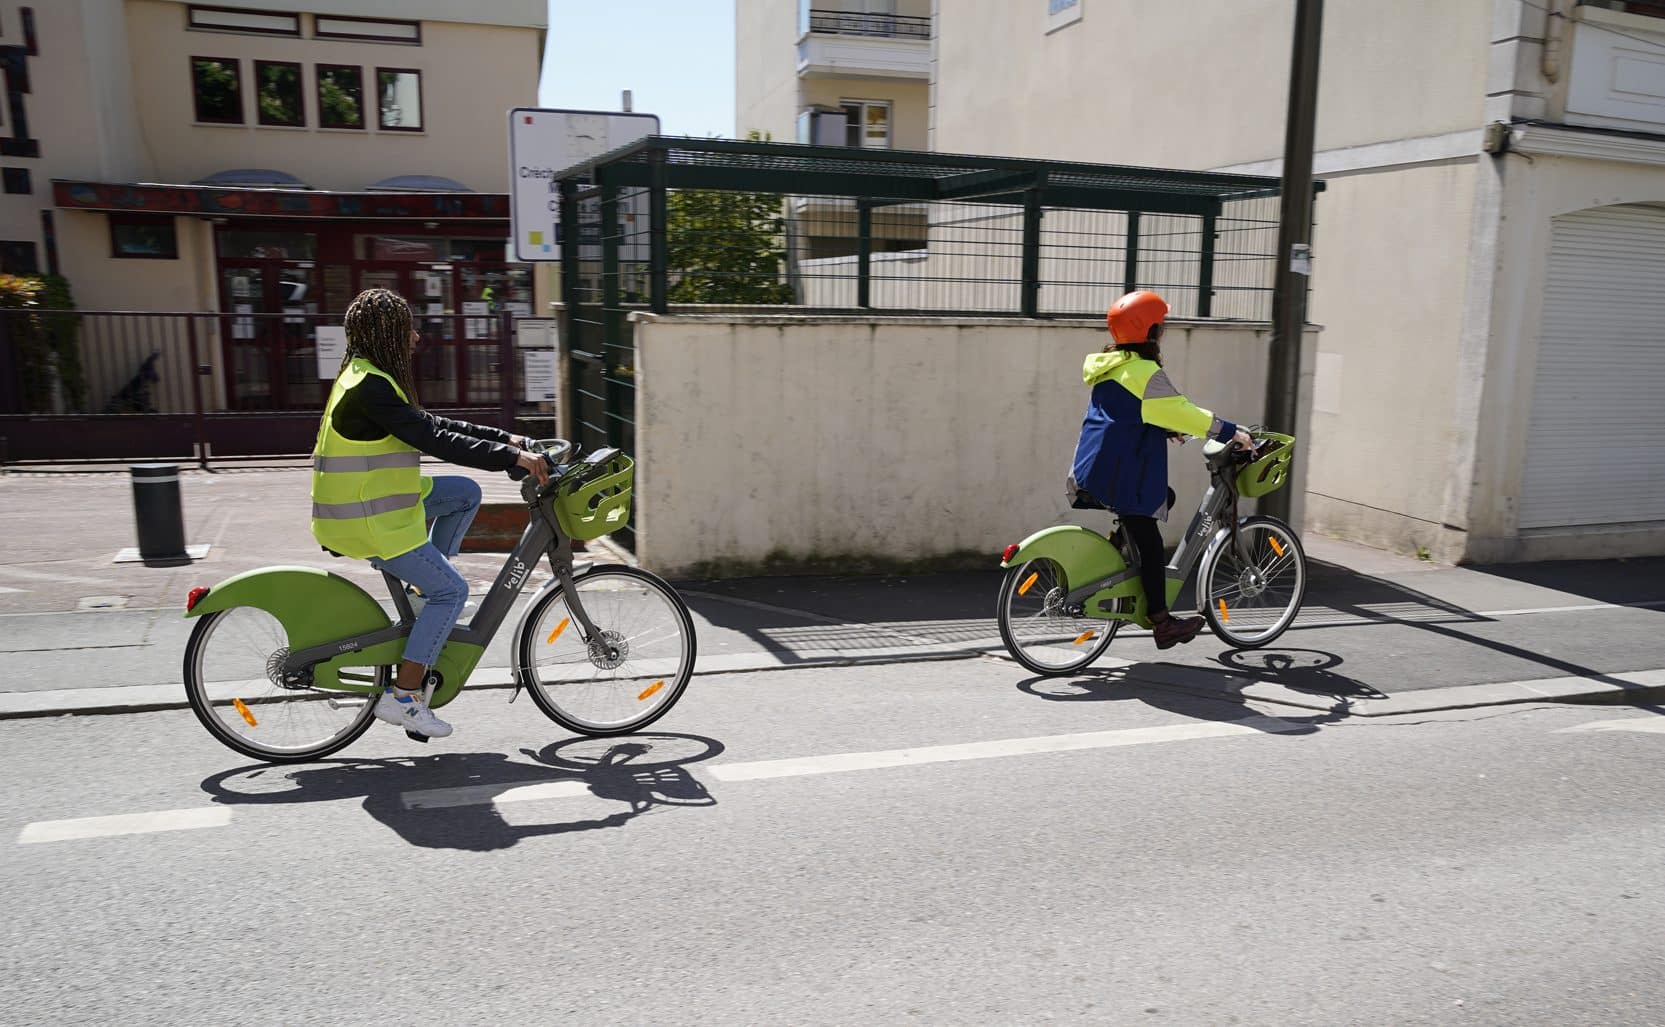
[1140,369,1220,438]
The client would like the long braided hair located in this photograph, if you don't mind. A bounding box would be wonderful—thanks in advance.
[343,288,420,406]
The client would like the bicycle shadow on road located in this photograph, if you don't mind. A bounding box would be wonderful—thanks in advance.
[198,732,724,851]
[1014,647,1382,730]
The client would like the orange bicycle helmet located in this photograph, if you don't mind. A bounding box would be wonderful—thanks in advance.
[1106,290,1169,344]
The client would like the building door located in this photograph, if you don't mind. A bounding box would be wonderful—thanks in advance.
[219,260,323,409]
[1520,204,1665,529]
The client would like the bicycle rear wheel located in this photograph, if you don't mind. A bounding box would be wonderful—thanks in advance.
[517,566,697,736]
[1197,515,1307,649]
[183,606,383,763]
[996,558,1119,676]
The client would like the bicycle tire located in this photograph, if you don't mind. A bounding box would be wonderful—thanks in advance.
[997,558,1119,676]
[183,607,384,764]
[517,565,697,736]
[1196,515,1307,649]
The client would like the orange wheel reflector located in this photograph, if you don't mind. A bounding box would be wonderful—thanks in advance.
[1018,572,1039,596]
[637,680,665,702]
[1072,630,1096,646]
[232,698,257,727]
[546,617,570,644]
[1268,537,1285,557]
[1217,599,1230,623]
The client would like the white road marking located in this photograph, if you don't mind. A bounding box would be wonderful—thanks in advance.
[393,718,1303,810]
[401,780,589,810]
[1475,603,1629,617]
[17,807,233,844]
[1557,715,1665,735]
[708,717,1304,782]
[0,585,27,594]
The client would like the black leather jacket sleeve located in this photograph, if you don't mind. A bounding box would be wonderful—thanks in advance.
[329,374,519,472]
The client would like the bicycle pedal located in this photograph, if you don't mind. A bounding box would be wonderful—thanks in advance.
[405,730,431,744]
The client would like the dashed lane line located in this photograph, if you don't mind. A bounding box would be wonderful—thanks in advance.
[16,717,1305,842]
[17,807,232,844]
[704,716,1306,782]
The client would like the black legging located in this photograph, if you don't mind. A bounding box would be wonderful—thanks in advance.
[1121,515,1168,616]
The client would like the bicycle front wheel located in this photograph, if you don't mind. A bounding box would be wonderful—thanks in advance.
[517,566,697,736]
[997,558,1119,676]
[183,606,383,763]
[1197,515,1307,649]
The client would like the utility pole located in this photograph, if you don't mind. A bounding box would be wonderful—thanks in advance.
[1260,0,1323,522]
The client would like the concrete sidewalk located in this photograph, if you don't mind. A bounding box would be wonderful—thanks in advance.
[2,463,1664,719]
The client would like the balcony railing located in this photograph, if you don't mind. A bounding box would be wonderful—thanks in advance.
[806,9,931,40]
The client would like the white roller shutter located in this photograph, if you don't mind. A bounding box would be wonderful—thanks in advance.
[1519,205,1665,530]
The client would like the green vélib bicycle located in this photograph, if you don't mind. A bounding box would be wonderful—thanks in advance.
[996,430,1305,676]
[181,440,697,764]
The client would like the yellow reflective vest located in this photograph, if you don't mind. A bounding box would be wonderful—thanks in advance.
[310,358,434,560]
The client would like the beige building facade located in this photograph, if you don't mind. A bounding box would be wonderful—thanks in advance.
[741,0,1665,562]
[1,0,544,423]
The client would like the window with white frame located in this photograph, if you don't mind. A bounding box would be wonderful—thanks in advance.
[840,99,891,149]
[1047,0,1083,33]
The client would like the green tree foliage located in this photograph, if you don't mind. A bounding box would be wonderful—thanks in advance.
[664,134,793,305]
[319,77,361,128]
[665,189,794,304]
[193,59,239,121]
[257,63,301,125]
[0,273,83,412]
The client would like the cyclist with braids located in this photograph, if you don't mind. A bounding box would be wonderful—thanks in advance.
[310,288,549,738]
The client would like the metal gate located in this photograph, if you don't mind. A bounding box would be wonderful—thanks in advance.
[0,308,538,464]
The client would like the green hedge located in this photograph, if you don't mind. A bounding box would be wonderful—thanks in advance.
[0,273,84,412]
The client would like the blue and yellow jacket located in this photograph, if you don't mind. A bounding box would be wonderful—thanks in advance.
[1070,351,1236,516]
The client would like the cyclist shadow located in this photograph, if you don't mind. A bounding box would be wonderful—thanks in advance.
[1015,648,1381,731]
[198,733,723,851]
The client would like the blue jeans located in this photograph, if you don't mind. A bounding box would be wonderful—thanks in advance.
[369,475,481,668]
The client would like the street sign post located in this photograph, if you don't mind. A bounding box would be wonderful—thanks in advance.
[507,107,660,263]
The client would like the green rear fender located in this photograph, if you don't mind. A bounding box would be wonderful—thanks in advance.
[184,566,392,693]
[1000,525,1125,586]
[184,565,485,707]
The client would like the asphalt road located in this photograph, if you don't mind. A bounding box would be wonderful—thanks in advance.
[5,657,1665,1025]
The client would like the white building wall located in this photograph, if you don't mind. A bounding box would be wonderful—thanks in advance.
[631,313,1316,577]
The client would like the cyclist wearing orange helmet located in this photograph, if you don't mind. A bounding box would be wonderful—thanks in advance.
[1069,290,1256,649]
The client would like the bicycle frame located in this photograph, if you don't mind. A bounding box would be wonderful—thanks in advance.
[277,465,607,709]
[1065,469,1238,612]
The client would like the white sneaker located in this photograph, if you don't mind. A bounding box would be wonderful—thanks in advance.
[373,690,454,738]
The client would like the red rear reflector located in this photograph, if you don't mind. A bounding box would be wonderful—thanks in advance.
[186,587,210,611]
[1002,543,1020,562]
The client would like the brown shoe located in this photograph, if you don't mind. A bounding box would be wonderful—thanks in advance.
[1151,611,1204,650]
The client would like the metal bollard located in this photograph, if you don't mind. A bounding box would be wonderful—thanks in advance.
[131,463,188,561]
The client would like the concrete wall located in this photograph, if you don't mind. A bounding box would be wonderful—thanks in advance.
[1452,142,1665,562]
[630,313,1316,577]
[1301,160,1481,557]
[124,0,542,193]
[735,0,805,141]
[932,0,1492,169]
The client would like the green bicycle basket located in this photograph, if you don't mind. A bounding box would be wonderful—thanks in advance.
[551,453,634,541]
[1237,432,1295,498]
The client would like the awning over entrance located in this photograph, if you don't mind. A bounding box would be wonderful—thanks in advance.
[51,180,510,221]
